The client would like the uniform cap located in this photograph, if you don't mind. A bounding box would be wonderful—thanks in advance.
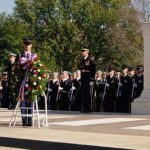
[3,72,8,75]
[76,70,81,73]
[122,65,129,70]
[23,38,32,45]
[82,47,89,52]
[9,52,16,57]
[136,66,143,71]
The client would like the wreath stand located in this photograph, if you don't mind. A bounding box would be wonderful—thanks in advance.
[9,92,48,128]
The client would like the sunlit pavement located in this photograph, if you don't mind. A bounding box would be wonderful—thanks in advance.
[0,108,150,150]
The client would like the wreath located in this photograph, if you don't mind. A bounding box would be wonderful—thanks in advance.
[24,56,47,101]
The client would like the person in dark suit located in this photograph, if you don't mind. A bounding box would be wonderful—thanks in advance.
[134,66,144,99]
[119,66,132,113]
[129,67,137,101]
[46,72,59,110]
[58,71,72,110]
[1,72,9,108]
[71,70,82,111]
[5,53,17,109]
[103,69,118,112]
[93,71,105,112]
[78,47,96,113]
[115,71,123,112]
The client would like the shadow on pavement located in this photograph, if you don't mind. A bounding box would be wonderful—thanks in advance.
[0,137,133,150]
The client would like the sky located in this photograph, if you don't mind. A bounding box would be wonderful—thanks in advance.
[0,0,150,15]
[0,0,15,14]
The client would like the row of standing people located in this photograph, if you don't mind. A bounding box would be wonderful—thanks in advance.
[45,65,143,113]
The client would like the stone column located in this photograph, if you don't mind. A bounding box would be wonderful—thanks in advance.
[132,23,150,114]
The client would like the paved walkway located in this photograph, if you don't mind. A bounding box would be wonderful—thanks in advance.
[0,108,150,150]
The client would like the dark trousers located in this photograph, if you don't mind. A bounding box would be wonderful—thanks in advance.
[49,94,57,110]
[1,89,9,108]
[71,92,82,111]
[116,97,130,113]
[103,92,116,112]
[95,93,103,112]
[20,101,33,125]
[81,81,91,112]
[59,93,69,111]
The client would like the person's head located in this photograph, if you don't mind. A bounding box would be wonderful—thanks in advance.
[76,70,81,79]
[136,66,143,75]
[103,72,107,78]
[3,72,8,80]
[23,38,32,52]
[62,71,69,79]
[129,67,135,76]
[81,47,89,58]
[73,72,77,80]
[116,72,121,78]
[96,71,102,79]
[46,73,50,80]
[9,53,16,63]
[109,69,115,77]
[122,66,129,75]
[52,72,59,80]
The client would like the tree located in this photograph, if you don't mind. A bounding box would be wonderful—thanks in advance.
[0,0,143,71]
[0,13,28,71]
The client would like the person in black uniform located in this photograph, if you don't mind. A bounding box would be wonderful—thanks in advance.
[1,72,9,108]
[46,72,59,110]
[119,66,132,113]
[5,53,18,109]
[78,47,96,113]
[115,71,123,112]
[129,67,137,101]
[103,69,118,112]
[71,70,82,111]
[0,75,2,106]
[58,71,72,110]
[135,66,144,99]
[93,71,105,112]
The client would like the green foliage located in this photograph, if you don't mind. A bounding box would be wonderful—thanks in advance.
[0,0,143,72]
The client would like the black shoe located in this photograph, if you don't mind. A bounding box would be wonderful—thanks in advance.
[81,110,92,113]
[22,123,27,126]
[22,118,27,126]
[8,106,14,110]
[27,118,32,127]
[27,123,32,127]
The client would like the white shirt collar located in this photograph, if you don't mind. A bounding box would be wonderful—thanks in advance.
[138,73,143,77]
[77,77,81,81]
[110,75,114,78]
[63,78,69,82]
[97,78,102,81]
[25,51,31,54]
[53,79,58,83]
[84,56,88,60]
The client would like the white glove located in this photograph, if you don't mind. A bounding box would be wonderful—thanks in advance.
[106,83,109,87]
[133,83,137,88]
[90,82,94,86]
[119,83,122,86]
[59,87,63,90]
[48,88,53,92]
[71,86,76,90]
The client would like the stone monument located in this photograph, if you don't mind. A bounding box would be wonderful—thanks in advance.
[132,23,150,114]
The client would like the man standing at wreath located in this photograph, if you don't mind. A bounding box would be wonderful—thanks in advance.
[17,38,36,126]
[78,47,96,113]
